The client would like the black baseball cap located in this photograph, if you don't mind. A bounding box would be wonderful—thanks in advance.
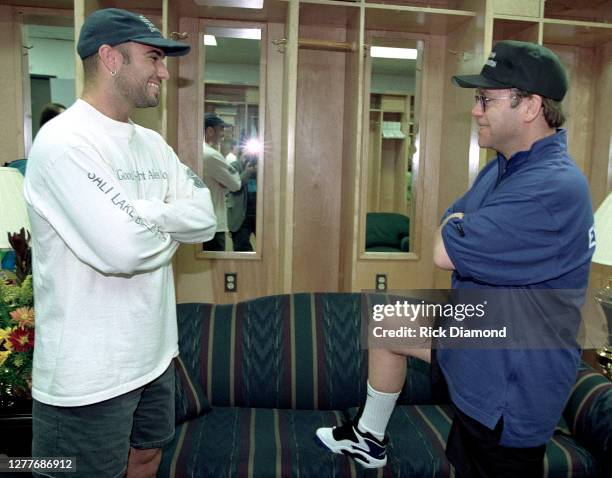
[77,8,190,59]
[204,113,231,129]
[452,40,567,101]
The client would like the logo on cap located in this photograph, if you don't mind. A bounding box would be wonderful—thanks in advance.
[486,51,497,67]
[138,15,160,34]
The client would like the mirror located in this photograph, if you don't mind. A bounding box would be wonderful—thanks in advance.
[200,25,264,255]
[22,19,76,157]
[363,38,421,255]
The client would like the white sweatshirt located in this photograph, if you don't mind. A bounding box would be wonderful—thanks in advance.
[24,99,216,406]
[202,142,241,232]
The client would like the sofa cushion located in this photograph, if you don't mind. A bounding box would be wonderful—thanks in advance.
[562,365,612,476]
[176,295,434,416]
[159,407,356,477]
[174,304,215,424]
[159,404,597,477]
[174,356,212,425]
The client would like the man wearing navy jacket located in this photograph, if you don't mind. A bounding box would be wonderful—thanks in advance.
[317,41,595,477]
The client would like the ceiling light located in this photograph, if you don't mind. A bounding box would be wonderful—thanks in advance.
[194,0,263,8]
[371,47,417,60]
[206,27,261,40]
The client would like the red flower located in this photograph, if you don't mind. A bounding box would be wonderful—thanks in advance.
[8,327,34,352]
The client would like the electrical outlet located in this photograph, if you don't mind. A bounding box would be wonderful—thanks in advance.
[375,274,387,291]
[225,273,237,292]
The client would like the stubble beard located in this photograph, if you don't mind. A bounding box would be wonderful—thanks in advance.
[115,74,159,109]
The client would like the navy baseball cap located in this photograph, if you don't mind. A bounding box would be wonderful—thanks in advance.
[77,8,190,59]
[205,113,231,129]
[452,40,568,101]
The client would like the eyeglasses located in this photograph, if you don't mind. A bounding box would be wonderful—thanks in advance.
[474,94,518,112]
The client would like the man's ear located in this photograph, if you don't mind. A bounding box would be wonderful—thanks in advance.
[524,94,544,123]
[97,44,118,75]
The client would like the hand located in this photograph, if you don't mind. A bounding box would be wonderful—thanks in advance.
[441,212,464,228]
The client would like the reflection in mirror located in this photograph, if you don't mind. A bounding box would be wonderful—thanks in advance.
[365,40,419,254]
[202,26,262,254]
[23,22,76,157]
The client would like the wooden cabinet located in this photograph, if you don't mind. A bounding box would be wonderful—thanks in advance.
[1,0,610,301]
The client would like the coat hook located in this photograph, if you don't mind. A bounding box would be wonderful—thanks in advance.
[272,38,287,53]
[171,32,189,41]
[449,49,472,61]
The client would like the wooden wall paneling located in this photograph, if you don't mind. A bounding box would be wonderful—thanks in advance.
[262,21,286,296]
[174,16,215,303]
[176,17,201,177]
[0,6,25,166]
[544,0,612,24]
[129,8,163,130]
[74,0,101,98]
[493,19,540,43]
[279,0,298,293]
[278,0,298,293]
[20,9,32,158]
[547,43,596,176]
[292,20,346,292]
[396,95,410,215]
[338,4,364,291]
[161,0,178,150]
[434,14,485,288]
[491,0,542,19]
[367,111,382,211]
[588,40,612,209]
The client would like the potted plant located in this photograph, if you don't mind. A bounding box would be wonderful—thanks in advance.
[0,228,34,408]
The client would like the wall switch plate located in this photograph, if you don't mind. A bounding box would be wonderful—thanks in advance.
[375,274,387,291]
[225,273,237,292]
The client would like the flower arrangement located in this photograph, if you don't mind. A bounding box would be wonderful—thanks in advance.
[0,228,34,399]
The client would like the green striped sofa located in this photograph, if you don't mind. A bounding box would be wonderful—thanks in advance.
[158,293,612,477]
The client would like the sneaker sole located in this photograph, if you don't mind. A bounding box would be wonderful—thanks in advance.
[314,435,387,469]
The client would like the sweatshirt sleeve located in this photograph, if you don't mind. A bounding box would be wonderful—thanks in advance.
[202,145,241,191]
[133,148,217,243]
[24,145,179,276]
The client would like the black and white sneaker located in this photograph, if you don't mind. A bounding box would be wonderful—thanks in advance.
[315,417,388,468]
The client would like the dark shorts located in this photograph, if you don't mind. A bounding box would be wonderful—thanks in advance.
[430,351,546,478]
[32,362,175,478]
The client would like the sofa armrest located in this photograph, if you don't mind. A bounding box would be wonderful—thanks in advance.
[562,364,612,476]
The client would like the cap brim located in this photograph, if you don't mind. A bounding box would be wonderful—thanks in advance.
[451,74,511,89]
[133,37,191,57]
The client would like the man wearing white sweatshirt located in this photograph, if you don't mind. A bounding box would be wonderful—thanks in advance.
[201,113,241,251]
[23,8,216,478]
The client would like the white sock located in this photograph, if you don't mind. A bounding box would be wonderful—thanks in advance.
[357,381,400,441]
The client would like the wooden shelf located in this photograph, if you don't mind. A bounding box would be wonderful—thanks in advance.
[543,19,612,48]
[298,2,361,27]
[544,0,612,24]
[365,5,476,35]
[493,18,540,43]
[173,0,287,22]
[2,0,73,8]
[365,0,479,12]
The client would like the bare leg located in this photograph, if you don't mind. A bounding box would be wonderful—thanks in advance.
[126,447,162,478]
[368,347,431,393]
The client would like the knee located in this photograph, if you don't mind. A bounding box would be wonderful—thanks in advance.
[127,447,162,478]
